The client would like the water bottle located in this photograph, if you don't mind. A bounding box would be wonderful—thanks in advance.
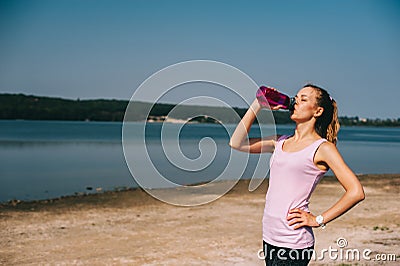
[256,86,296,110]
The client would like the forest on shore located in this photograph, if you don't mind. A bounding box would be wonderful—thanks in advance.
[1,93,399,126]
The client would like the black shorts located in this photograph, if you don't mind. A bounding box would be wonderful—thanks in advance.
[262,240,314,266]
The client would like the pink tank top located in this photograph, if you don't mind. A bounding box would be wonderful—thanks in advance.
[263,135,327,249]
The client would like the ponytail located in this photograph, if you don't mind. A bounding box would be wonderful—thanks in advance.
[303,84,340,145]
[326,99,340,145]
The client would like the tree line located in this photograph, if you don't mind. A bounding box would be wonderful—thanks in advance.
[1,93,399,126]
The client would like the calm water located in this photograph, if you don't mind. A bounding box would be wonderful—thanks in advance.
[0,120,399,202]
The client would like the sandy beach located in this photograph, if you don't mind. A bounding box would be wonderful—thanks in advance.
[0,174,399,265]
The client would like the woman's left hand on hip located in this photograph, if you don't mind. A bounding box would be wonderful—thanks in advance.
[286,208,319,229]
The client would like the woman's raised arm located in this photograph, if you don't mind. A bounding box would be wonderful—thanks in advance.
[229,99,279,154]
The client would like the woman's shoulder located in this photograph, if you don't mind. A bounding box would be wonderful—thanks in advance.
[315,140,339,158]
[318,140,336,149]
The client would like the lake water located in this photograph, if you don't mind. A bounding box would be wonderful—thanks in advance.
[0,120,399,202]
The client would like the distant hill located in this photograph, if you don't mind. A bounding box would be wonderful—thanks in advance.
[1,93,399,126]
[0,93,292,124]
[0,93,127,121]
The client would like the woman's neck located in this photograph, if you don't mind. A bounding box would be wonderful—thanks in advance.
[293,120,320,141]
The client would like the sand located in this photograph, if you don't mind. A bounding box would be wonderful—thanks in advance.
[0,174,399,265]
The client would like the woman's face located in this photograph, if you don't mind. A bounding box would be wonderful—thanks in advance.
[290,86,322,122]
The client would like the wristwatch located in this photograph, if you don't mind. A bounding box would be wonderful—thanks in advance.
[316,215,326,229]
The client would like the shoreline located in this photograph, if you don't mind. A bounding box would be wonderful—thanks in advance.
[1,174,399,265]
[1,173,399,208]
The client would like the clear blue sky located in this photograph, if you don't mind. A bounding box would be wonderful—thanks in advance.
[0,0,399,118]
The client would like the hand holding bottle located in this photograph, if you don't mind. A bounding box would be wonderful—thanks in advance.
[256,86,295,111]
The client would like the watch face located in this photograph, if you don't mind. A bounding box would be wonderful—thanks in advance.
[316,215,323,224]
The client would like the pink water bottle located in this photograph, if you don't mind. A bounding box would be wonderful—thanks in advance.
[256,86,295,110]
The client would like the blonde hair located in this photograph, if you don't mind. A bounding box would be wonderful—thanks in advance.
[303,84,340,145]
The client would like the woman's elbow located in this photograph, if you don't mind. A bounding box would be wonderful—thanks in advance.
[350,187,365,203]
[359,189,366,201]
[228,140,240,151]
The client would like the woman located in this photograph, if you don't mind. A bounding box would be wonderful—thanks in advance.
[229,84,365,265]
